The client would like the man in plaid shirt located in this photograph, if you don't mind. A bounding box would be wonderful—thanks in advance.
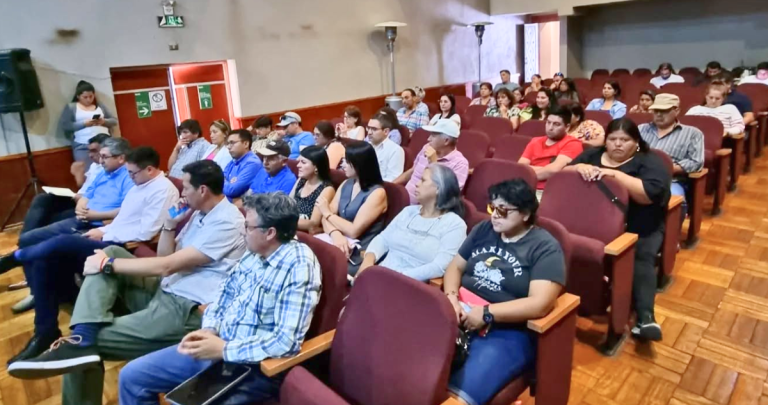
[118,192,322,404]
[397,88,430,132]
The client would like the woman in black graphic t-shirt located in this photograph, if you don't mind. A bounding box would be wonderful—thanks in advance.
[442,179,565,405]
[566,117,671,342]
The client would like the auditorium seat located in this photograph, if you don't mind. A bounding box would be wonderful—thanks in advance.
[523,91,538,105]
[626,113,653,125]
[539,171,637,355]
[471,116,514,141]
[274,267,457,405]
[591,69,610,81]
[456,130,491,169]
[610,69,630,78]
[679,115,731,215]
[287,159,299,176]
[574,78,592,94]
[454,95,471,115]
[649,150,684,290]
[584,110,612,128]
[407,128,430,156]
[329,169,347,189]
[491,134,531,162]
[463,159,537,211]
[735,84,768,161]
[543,78,554,87]
[632,68,653,79]
[381,182,410,226]
[168,176,183,194]
[398,125,411,148]
[463,104,488,129]
[516,120,545,138]
[460,197,488,233]
[426,102,438,117]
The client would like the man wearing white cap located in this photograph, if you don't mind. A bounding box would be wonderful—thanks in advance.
[276,112,315,159]
[639,93,704,215]
[394,119,468,204]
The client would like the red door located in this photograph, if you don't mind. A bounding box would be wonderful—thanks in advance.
[171,63,232,135]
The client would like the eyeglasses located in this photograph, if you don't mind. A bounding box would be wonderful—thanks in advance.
[366,126,382,132]
[100,154,116,160]
[245,223,270,233]
[128,167,147,177]
[226,140,242,147]
[487,204,520,218]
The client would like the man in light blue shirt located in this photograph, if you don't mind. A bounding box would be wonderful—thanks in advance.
[13,137,134,250]
[223,129,262,200]
[117,192,321,404]
[250,140,297,195]
[277,112,314,159]
[493,69,520,93]
[9,160,246,402]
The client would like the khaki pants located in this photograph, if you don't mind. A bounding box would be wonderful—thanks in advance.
[62,246,202,405]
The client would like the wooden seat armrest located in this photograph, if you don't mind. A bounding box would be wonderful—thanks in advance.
[715,148,732,157]
[429,278,444,288]
[604,232,638,256]
[124,241,140,250]
[726,132,745,140]
[102,219,113,225]
[468,168,474,175]
[667,195,684,210]
[527,293,580,333]
[125,233,161,251]
[754,114,765,118]
[260,330,335,377]
[688,168,708,179]
[441,397,465,405]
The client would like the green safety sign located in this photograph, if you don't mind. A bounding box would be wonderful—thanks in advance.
[198,85,213,110]
[135,92,152,118]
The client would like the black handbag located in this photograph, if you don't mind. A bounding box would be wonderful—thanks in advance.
[452,328,470,370]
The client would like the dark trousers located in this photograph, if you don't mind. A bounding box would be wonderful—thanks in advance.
[17,234,119,335]
[633,228,665,320]
[21,193,77,235]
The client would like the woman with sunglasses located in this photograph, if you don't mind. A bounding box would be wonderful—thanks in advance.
[565,118,671,341]
[357,164,467,282]
[442,179,565,405]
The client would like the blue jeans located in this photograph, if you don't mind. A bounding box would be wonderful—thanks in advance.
[670,181,688,216]
[119,345,282,405]
[18,216,92,249]
[449,326,535,405]
[21,193,76,235]
[18,234,118,335]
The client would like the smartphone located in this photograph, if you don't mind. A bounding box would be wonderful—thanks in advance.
[169,204,190,219]
[165,362,251,405]
[92,114,101,120]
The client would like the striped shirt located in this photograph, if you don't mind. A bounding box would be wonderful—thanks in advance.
[639,122,705,174]
[397,104,430,132]
[202,240,321,363]
[686,105,745,136]
[169,137,212,178]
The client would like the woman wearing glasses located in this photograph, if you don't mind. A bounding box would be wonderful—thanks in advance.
[442,179,565,405]
[337,106,366,140]
[357,164,467,282]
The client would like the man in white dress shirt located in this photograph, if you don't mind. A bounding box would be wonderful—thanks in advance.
[367,112,405,182]
[2,146,180,364]
[650,62,686,88]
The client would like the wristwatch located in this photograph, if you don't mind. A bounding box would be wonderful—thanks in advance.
[482,305,495,325]
[102,258,116,275]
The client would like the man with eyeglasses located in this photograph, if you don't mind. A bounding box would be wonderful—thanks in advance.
[275,112,314,159]
[223,129,262,200]
[2,146,179,364]
[367,112,404,182]
[8,160,246,405]
[639,94,704,216]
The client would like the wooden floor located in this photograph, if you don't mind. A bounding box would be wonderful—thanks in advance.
[1,155,768,405]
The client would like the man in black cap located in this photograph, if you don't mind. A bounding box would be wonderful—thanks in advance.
[249,140,297,195]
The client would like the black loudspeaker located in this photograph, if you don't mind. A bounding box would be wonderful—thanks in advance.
[0,48,44,113]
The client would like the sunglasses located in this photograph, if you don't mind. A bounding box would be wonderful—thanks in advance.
[487,204,520,218]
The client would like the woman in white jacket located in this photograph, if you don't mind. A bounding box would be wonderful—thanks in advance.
[686,83,745,136]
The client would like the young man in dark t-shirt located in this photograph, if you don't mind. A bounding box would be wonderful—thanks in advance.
[717,72,755,126]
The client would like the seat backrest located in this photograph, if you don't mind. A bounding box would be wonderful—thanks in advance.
[584,110,612,128]
[679,67,702,75]
[491,134,531,162]
[679,115,724,152]
[591,69,610,81]
[457,130,491,169]
[408,128,430,156]
[610,69,630,78]
[330,267,456,405]
[573,78,592,93]
[296,232,347,337]
[329,169,347,189]
[737,84,768,112]
[536,216,572,276]
[539,171,628,245]
[454,96,471,114]
[627,113,653,125]
[168,176,184,194]
[381,182,410,226]
[286,159,299,177]
[464,104,489,128]
[398,125,411,148]
[632,68,653,78]
[516,119,546,138]
[650,149,674,175]
[464,159,537,210]
[472,116,514,141]
[523,91,538,105]
[660,82,693,93]
[543,78,554,87]
[460,197,490,233]
[403,147,414,171]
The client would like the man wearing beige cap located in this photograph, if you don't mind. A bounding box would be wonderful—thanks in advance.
[639,93,704,214]
[276,112,315,159]
[394,119,468,204]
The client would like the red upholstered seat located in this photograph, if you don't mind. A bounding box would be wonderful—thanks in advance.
[463,159,537,211]
[679,115,730,215]
[460,198,489,233]
[464,104,489,129]
[286,159,299,176]
[168,176,183,194]
[329,169,347,189]
[471,116,514,142]
[591,69,610,81]
[454,96,471,115]
[457,130,491,168]
[632,68,653,79]
[381,182,410,226]
[626,113,653,125]
[279,267,457,405]
[584,110,612,129]
[648,150,684,289]
[516,120,545,138]
[407,128,430,156]
[398,125,411,148]
[296,232,348,336]
[491,134,531,162]
[610,69,630,78]
[539,171,637,354]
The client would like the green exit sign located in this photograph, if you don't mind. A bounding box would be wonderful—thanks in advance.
[158,15,184,28]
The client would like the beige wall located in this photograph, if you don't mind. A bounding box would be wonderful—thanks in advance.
[0,0,522,156]
[491,0,635,16]
[537,21,560,79]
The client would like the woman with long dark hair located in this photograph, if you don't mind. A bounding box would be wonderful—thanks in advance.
[566,118,671,341]
[519,88,556,123]
[58,81,118,163]
[586,80,627,119]
[429,94,461,127]
[290,145,337,233]
[313,120,346,169]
